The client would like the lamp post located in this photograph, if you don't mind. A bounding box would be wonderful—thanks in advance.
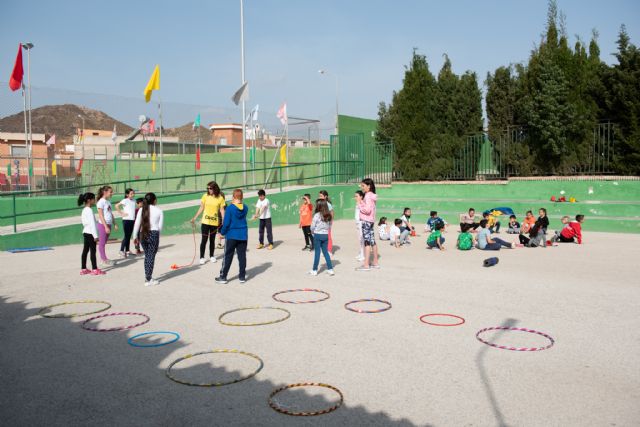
[318,69,339,136]
[77,114,85,159]
[240,0,247,187]
[21,42,34,191]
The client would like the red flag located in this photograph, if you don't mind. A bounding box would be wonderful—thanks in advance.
[9,44,24,91]
[77,158,84,174]
[195,148,201,170]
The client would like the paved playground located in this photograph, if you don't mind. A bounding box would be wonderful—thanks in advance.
[1,220,639,426]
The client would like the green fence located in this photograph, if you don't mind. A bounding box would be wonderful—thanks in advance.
[328,134,394,184]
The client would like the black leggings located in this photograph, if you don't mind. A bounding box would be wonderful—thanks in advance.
[120,220,134,252]
[200,224,218,258]
[82,233,97,270]
[302,225,312,246]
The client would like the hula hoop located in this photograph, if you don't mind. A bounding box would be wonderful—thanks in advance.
[272,289,330,304]
[127,331,180,348]
[476,326,555,351]
[81,312,150,332]
[171,222,196,270]
[419,313,466,327]
[268,382,344,416]
[218,306,291,326]
[38,300,111,318]
[344,299,392,314]
[166,349,264,387]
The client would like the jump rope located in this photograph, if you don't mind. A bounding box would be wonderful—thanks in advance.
[170,223,222,270]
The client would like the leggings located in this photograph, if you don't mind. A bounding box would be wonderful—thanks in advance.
[313,233,333,271]
[97,222,111,261]
[200,224,218,258]
[302,225,312,247]
[140,230,160,281]
[120,220,134,252]
[82,233,97,270]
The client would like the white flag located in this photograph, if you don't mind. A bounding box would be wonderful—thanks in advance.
[45,134,56,146]
[251,104,259,121]
[277,102,287,125]
[111,124,117,143]
[231,81,249,105]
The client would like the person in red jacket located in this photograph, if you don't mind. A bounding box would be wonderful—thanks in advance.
[557,214,584,244]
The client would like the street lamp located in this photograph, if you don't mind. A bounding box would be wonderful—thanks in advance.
[78,114,85,158]
[319,69,339,136]
[21,42,34,191]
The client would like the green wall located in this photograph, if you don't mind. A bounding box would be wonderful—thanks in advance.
[338,115,378,143]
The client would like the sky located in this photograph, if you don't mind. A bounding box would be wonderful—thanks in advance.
[1,0,639,133]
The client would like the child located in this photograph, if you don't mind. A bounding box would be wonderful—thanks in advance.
[354,191,365,261]
[78,192,105,275]
[400,208,415,236]
[483,211,501,233]
[299,193,313,251]
[389,218,407,247]
[427,221,446,250]
[460,208,480,231]
[457,223,475,250]
[96,185,117,265]
[115,188,136,257]
[308,199,334,276]
[357,178,379,271]
[216,191,227,250]
[318,190,334,254]
[506,215,520,234]
[519,208,549,247]
[191,181,226,264]
[253,189,273,250]
[215,189,249,284]
[477,219,515,250]
[133,192,164,286]
[134,197,144,254]
[378,217,390,240]
[521,210,536,234]
[556,214,584,244]
[425,211,446,232]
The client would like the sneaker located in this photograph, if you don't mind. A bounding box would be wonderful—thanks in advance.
[239,276,247,283]
[101,259,115,266]
[268,244,273,250]
[91,269,106,275]
[307,270,318,276]
[309,246,314,251]
[326,269,335,276]
[355,266,371,271]
[511,242,517,249]
[210,256,217,263]
[356,256,365,262]
[119,251,126,258]
[150,278,160,286]
[80,269,91,275]
[257,244,264,249]
[302,245,310,251]
[125,251,131,257]
[371,264,381,269]
[215,276,228,284]
[199,258,206,265]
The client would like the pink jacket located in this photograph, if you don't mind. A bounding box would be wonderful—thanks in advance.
[358,192,377,223]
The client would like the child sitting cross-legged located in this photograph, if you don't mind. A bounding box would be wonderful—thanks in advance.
[389,218,409,247]
[477,219,515,250]
[553,214,584,244]
[427,221,446,250]
[457,223,475,250]
[506,215,520,234]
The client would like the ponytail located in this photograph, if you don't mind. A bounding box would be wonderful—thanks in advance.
[140,192,157,240]
[319,190,331,204]
[97,185,112,201]
[77,192,95,207]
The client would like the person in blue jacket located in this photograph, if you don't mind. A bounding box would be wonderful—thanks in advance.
[215,189,248,284]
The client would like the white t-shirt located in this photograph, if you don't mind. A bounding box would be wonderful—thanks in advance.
[119,198,136,221]
[400,214,410,228]
[96,198,113,224]
[378,223,389,240]
[354,206,360,222]
[389,225,401,241]
[256,198,271,219]
[133,205,164,237]
[81,206,98,238]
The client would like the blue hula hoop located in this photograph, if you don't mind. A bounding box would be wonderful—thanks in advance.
[127,331,180,348]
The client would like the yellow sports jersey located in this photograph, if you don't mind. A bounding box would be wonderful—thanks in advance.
[200,194,225,226]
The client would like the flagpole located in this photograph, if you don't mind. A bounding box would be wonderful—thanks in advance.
[240,0,247,187]
[158,98,164,193]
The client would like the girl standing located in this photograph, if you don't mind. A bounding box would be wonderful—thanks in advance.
[96,185,117,265]
[299,193,313,251]
[115,188,136,257]
[309,199,334,276]
[318,190,334,254]
[191,181,226,265]
[354,190,365,261]
[357,178,379,271]
[78,192,105,275]
[215,189,249,284]
[133,192,164,286]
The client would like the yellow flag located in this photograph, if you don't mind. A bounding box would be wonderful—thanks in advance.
[279,144,287,166]
[144,65,160,103]
[151,152,157,172]
[51,160,57,176]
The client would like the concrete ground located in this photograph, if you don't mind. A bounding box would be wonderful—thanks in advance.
[1,220,639,426]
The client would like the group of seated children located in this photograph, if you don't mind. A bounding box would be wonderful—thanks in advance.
[379,208,417,247]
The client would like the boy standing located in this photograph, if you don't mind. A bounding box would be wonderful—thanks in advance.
[253,189,273,250]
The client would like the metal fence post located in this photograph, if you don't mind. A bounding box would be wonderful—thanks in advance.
[279,166,283,192]
[12,193,17,233]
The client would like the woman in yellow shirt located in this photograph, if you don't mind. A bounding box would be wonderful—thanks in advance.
[191,181,226,264]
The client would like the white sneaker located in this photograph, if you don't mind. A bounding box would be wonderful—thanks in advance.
[511,242,516,249]
[307,270,318,276]
[199,258,206,265]
[326,269,335,276]
[119,251,126,258]
[210,256,217,263]
[150,278,160,286]
[144,280,151,287]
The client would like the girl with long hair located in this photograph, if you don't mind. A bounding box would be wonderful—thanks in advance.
[96,185,117,265]
[191,181,225,265]
[357,178,379,271]
[133,192,164,286]
[78,192,106,275]
[308,199,334,276]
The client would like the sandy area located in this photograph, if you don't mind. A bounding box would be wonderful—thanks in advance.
[1,220,639,426]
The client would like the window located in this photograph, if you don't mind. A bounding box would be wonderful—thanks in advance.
[220,137,227,146]
[10,145,27,157]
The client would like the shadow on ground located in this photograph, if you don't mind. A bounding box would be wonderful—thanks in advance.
[0,296,422,426]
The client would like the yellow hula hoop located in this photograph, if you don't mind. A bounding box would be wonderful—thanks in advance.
[218,306,291,326]
[38,300,112,318]
[165,349,264,387]
[268,382,344,416]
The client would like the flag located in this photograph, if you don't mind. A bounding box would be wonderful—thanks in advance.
[51,160,57,176]
[144,65,160,103]
[231,81,249,105]
[277,103,287,125]
[279,143,287,166]
[9,44,23,91]
[250,104,259,121]
[77,158,84,174]
[151,152,157,173]
[7,162,11,177]
[148,119,155,134]
[111,124,117,143]
[78,128,84,143]
[28,159,33,176]
[45,134,56,146]
[193,113,201,129]
[249,146,256,166]
[195,148,201,170]
[113,154,117,173]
